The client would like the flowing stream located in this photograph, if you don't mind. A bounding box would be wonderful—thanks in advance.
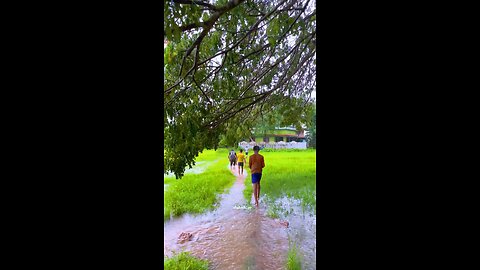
[164,166,316,269]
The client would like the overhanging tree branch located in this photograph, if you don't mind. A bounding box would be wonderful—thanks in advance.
[172,0,219,11]
[164,0,316,178]
[166,0,249,94]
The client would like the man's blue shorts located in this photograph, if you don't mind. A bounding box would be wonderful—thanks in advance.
[252,173,262,184]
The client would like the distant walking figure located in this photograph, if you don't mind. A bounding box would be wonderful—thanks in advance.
[237,149,246,175]
[228,149,237,169]
[249,146,265,207]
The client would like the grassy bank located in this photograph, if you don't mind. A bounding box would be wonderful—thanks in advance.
[164,148,235,220]
[243,149,316,212]
[164,252,209,270]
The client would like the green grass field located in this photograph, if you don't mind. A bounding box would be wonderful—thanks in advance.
[243,149,316,213]
[164,148,316,220]
[164,148,235,220]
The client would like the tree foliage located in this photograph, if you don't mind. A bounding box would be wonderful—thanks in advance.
[164,0,316,178]
[306,103,316,148]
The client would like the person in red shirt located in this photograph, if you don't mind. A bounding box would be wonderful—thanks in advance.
[248,146,265,207]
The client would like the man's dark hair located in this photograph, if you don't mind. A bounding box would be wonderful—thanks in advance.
[253,146,260,151]
[240,149,243,152]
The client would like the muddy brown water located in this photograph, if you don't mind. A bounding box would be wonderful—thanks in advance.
[164,166,316,269]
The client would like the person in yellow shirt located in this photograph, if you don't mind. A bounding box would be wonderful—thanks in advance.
[248,146,265,207]
[237,149,246,175]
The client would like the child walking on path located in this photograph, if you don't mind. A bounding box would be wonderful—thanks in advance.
[237,149,246,175]
[228,149,237,169]
[248,146,265,207]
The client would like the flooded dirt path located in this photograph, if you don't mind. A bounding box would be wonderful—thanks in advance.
[164,166,291,269]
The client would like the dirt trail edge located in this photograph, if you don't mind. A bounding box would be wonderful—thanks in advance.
[164,165,290,270]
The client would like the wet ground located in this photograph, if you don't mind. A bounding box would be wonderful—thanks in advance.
[164,165,316,269]
[164,160,216,179]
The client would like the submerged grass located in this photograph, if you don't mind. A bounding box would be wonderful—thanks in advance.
[164,148,221,183]
[164,148,235,220]
[243,149,316,213]
[266,202,281,219]
[286,242,302,270]
[164,251,209,270]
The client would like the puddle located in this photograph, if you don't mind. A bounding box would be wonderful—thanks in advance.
[164,166,316,269]
[164,161,216,178]
[268,196,317,269]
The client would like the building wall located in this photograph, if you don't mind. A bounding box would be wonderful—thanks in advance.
[254,135,300,143]
[274,129,297,135]
[252,128,303,143]
[239,141,307,149]
[253,129,297,136]
[253,136,275,142]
